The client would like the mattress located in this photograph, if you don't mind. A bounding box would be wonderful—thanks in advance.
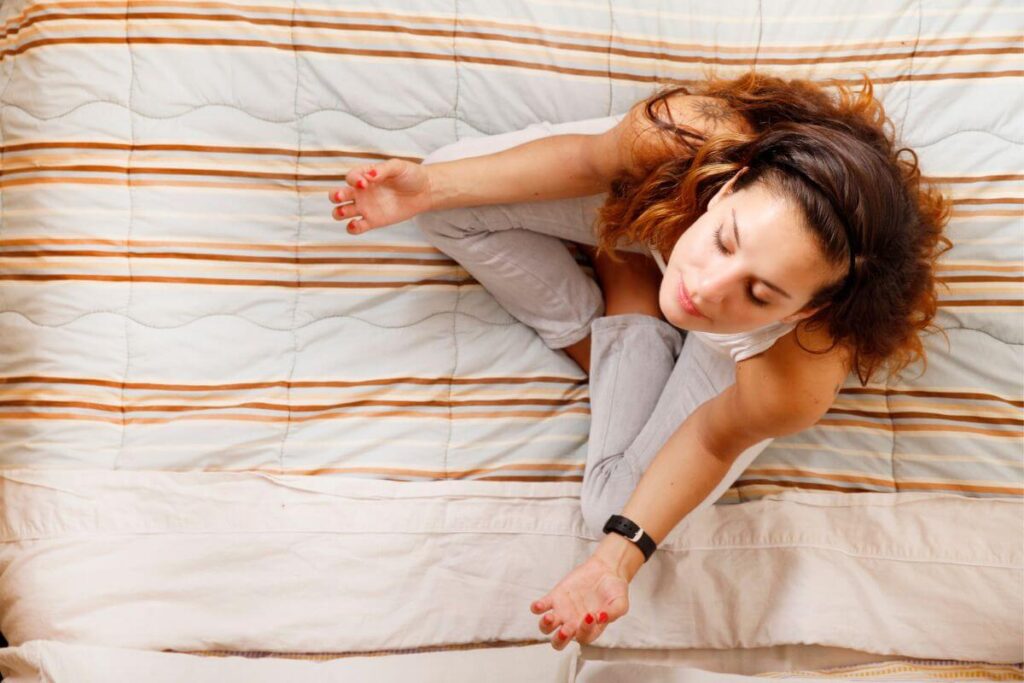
[0,0,1020,679]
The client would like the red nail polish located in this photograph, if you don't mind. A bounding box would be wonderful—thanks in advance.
[598,612,608,623]
[368,169,377,177]
[557,628,567,639]
[584,614,594,624]
[542,614,552,624]
[357,180,366,189]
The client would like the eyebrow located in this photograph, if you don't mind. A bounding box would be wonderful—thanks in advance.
[732,208,792,299]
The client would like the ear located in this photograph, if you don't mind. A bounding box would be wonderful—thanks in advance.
[708,166,749,209]
[780,304,825,325]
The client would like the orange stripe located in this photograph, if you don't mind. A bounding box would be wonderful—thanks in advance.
[0,141,419,162]
[0,407,592,424]
[817,418,1019,437]
[0,273,469,287]
[0,238,442,254]
[0,397,590,413]
[0,374,586,390]
[842,387,1023,408]
[0,249,453,266]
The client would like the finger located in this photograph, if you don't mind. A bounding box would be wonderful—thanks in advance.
[551,625,576,651]
[537,612,560,635]
[329,187,356,204]
[346,217,369,234]
[530,598,553,615]
[331,203,358,220]
[348,165,372,187]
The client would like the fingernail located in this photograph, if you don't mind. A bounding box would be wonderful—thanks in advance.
[357,180,366,189]
[584,613,594,624]
[598,612,608,623]
[333,190,341,201]
[557,628,567,639]
[368,169,377,177]
[542,614,552,624]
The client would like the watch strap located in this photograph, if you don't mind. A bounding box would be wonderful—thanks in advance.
[602,514,657,562]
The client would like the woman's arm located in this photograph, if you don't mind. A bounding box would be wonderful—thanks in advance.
[329,95,748,232]
[601,327,850,571]
[532,325,850,648]
[428,94,750,210]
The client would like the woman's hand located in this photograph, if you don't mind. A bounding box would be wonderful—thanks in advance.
[328,159,434,234]
[529,551,632,650]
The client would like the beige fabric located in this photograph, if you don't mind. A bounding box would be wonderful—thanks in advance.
[0,469,1019,667]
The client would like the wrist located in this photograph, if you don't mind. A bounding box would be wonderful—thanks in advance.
[593,531,646,582]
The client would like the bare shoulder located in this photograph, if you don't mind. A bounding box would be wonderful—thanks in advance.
[586,93,752,182]
[731,324,852,438]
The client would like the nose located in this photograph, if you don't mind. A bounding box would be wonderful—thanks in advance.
[696,265,736,304]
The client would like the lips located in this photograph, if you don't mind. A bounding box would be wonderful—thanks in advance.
[677,279,706,319]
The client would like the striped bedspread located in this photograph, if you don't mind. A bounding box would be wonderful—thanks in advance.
[0,0,1020,678]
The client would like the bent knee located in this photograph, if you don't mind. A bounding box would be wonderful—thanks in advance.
[579,461,636,538]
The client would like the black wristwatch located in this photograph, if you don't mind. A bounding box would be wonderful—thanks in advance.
[602,514,657,562]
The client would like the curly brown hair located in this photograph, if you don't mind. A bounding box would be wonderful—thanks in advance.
[594,71,952,385]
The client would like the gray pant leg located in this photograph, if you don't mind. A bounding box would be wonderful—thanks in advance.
[415,118,650,349]
[416,200,607,348]
[580,317,775,537]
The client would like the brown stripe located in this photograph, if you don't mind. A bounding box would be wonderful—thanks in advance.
[952,197,1024,206]
[816,418,1019,438]
[0,397,590,413]
[0,273,470,287]
[842,387,1024,408]
[188,462,585,478]
[172,637,549,660]
[0,374,586,390]
[0,249,452,266]
[735,477,1021,496]
[925,174,1024,184]
[951,209,1024,218]
[746,466,894,487]
[734,478,881,494]
[940,299,1023,307]
[6,0,1022,56]
[8,12,1023,68]
[4,37,1022,87]
[937,263,1024,273]
[4,273,1019,295]
[937,275,1024,283]
[0,407,592,424]
[828,408,1024,427]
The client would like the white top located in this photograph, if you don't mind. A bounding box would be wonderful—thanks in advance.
[649,245,795,363]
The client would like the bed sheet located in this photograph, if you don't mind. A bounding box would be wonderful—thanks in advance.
[0,0,1021,676]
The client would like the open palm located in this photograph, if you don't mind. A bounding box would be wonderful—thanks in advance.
[328,159,433,234]
[530,554,631,650]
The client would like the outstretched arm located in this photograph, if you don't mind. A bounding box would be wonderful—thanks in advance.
[328,95,748,233]
[531,325,850,650]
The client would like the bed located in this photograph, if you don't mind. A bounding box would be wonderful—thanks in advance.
[0,0,1020,680]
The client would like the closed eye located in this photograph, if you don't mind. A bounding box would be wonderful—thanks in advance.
[713,224,770,307]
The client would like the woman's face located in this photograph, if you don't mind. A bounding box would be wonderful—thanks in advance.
[658,171,844,334]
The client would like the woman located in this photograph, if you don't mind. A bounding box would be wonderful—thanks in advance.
[326,71,951,650]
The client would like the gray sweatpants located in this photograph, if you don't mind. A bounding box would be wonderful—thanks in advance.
[415,117,774,538]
